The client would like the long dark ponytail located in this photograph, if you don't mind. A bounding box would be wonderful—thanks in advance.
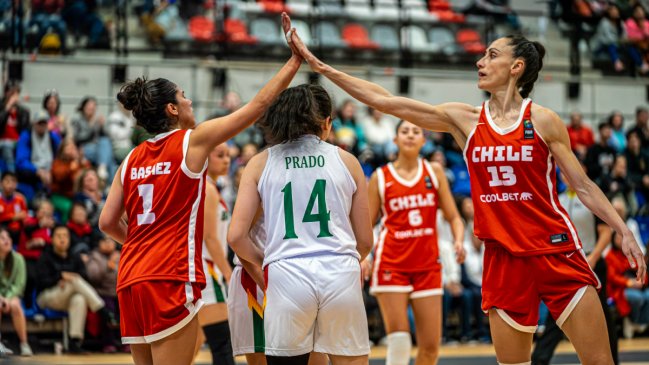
[506,35,546,98]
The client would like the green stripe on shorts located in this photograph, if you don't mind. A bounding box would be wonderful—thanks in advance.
[213,277,226,303]
[252,310,265,353]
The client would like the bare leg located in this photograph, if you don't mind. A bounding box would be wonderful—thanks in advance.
[9,297,28,344]
[376,293,410,333]
[329,354,368,365]
[151,316,200,365]
[489,309,534,364]
[245,353,267,365]
[131,344,153,365]
[411,295,442,365]
[309,352,329,365]
[193,323,205,362]
[561,286,614,365]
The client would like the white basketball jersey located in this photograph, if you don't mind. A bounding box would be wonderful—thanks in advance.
[203,177,231,260]
[259,135,360,267]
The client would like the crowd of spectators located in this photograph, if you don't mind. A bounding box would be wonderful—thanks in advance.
[0,80,648,355]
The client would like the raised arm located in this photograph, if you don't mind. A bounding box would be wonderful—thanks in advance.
[536,106,646,282]
[284,15,477,141]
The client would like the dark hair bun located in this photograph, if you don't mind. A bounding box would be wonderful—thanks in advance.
[117,77,146,112]
[532,41,546,61]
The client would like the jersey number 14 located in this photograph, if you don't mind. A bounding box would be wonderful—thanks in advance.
[281,180,333,239]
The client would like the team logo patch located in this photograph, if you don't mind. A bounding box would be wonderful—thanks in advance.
[550,233,569,244]
[523,119,535,139]
[382,270,392,282]
[424,176,433,189]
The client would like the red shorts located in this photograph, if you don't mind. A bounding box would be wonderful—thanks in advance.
[118,280,204,344]
[482,244,600,332]
[370,263,442,299]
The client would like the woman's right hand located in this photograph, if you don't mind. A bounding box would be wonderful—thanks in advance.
[282,13,326,74]
[361,258,373,281]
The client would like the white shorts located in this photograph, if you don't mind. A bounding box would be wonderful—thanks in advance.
[202,257,227,304]
[264,254,370,357]
[227,266,266,356]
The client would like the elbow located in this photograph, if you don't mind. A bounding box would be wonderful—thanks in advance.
[226,229,244,253]
[98,213,114,236]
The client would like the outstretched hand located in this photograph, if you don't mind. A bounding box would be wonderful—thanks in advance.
[621,232,647,283]
[281,12,326,73]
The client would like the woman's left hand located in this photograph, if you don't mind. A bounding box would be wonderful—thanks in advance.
[621,231,647,283]
[454,240,466,264]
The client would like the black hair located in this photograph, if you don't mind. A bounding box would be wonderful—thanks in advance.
[636,106,648,117]
[608,111,624,129]
[506,35,546,98]
[605,4,624,36]
[43,90,61,114]
[1,171,17,181]
[598,121,611,131]
[117,77,178,135]
[258,84,332,145]
[395,119,405,134]
[52,224,69,235]
[77,96,97,113]
[2,80,20,106]
[70,201,87,214]
[0,226,13,278]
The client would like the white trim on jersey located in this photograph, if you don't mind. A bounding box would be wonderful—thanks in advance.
[334,147,358,193]
[495,308,537,333]
[387,159,423,187]
[181,130,208,179]
[484,98,531,135]
[462,123,478,168]
[184,282,194,309]
[147,129,180,143]
[120,149,134,185]
[422,160,439,190]
[410,288,443,299]
[543,154,581,250]
[186,172,204,282]
[376,168,386,210]
[556,285,588,328]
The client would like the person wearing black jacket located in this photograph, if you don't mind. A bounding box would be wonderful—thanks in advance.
[35,224,107,353]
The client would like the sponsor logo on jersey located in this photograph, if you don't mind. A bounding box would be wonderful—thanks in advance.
[471,145,533,163]
[394,228,435,239]
[424,176,433,189]
[479,192,533,203]
[550,233,569,244]
[131,162,172,180]
[388,193,436,212]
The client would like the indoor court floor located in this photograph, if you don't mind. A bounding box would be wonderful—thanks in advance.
[5,338,648,365]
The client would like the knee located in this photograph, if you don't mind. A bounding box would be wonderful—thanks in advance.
[70,293,87,309]
[417,340,440,358]
[10,298,23,313]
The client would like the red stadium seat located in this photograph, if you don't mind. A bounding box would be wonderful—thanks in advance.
[259,0,289,14]
[188,16,215,42]
[429,0,465,22]
[342,23,379,50]
[456,28,486,54]
[224,19,258,45]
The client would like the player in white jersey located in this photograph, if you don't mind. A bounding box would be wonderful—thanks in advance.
[196,143,235,365]
[228,84,373,365]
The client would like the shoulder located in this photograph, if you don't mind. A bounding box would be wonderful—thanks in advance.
[531,104,565,141]
[429,161,445,174]
[337,147,362,171]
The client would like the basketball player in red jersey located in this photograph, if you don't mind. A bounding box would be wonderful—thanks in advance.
[285,14,646,364]
[365,120,464,365]
[98,17,302,365]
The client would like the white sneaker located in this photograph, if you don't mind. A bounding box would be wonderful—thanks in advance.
[0,342,14,357]
[20,342,33,357]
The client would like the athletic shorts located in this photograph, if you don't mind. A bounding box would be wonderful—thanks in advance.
[227,265,265,356]
[119,280,204,344]
[264,254,370,357]
[482,244,600,332]
[202,257,228,304]
[369,263,442,299]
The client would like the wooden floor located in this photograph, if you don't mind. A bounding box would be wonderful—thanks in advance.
[9,338,649,364]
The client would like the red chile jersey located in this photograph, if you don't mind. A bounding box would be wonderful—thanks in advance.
[118,129,207,291]
[374,159,441,271]
[464,99,581,256]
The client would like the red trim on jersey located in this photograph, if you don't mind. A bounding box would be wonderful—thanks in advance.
[464,99,581,256]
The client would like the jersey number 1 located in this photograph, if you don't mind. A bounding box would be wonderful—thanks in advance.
[137,184,156,225]
[281,180,332,239]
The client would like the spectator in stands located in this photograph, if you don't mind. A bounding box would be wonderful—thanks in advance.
[215,92,263,149]
[71,96,115,182]
[430,149,455,185]
[625,4,649,63]
[36,224,111,353]
[359,108,397,167]
[104,102,134,163]
[602,154,638,214]
[66,202,94,256]
[61,0,109,49]
[210,91,242,119]
[0,172,27,246]
[585,121,617,182]
[85,233,120,353]
[50,140,89,223]
[567,111,595,160]
[458,196,489,343]
[606,230,649,339]
[74,169,105,227]
[333,99,367,155]
[438,213,472,343]
[609,111,628,153]
[628,106,649,149]
[0,227,31,356]
[43,90,67,139]
[17,199,55,308]
[463,0,521,31]
[627,130,649,205]
[16,110,61,200]
[0,81,30,174]
[592,4,649,73]
[230,142,257,174]
[29,0,67,52]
